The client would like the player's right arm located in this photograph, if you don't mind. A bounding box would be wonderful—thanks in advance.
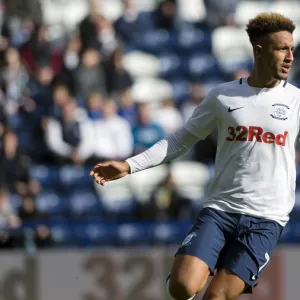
[90,86,219,185]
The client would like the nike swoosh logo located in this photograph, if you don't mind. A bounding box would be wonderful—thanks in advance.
[228,106,244,112]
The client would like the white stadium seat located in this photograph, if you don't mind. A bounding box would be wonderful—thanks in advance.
[100,0,123,21]
[123,51,161,78]
[170,161,210,201]
[270,2,300,25]
[94,175,135,212]
[132,0,158,12]
[234,1,271,26]
[177,0,206,23]
[129,165,169,203]
[131,77,173,104]
[212,26,253,73]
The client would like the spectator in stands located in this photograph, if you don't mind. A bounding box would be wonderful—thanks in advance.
[96,15,118,57]
[105,48,133,94]
[28,64,55,118]
[0,2,10,66]
[0,129,40,197]
[4,0,43,24]
[152,0,177,30]
[0,187,22,248]
[145,170,192,220]
[50,84,73,120]
[78,0,102,51]
[86,91,103,120]
[153,97,183,135]
[75,45,107,100]
[132,102,165,154]
[18,196,53,248]
[114,0,153,44]
[203,0,237,29]
[20,23,63,74]
[117,88,138,127]
[45,100,94,164]
[55,36,82,96]
[2,47,29,127]
[92,98,133,161]
[180,83,217,163]
[180,83,206,123]
[0,90,8,150]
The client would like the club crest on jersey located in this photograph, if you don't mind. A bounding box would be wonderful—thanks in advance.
[270,104,289,120]
[181,232,197,246]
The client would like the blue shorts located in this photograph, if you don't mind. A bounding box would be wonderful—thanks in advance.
[176,207,283,289]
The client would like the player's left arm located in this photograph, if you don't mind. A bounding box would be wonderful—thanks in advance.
[126,88,219,174]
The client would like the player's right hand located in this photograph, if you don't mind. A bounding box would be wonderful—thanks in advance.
[90,161,130,186]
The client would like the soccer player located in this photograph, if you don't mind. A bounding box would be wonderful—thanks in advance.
[90,13,297,300]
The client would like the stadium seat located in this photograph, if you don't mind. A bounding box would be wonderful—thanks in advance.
[131,77,173,105]
[116,223,151,246]
[177,0,206,23]
[123,51,160,78]
[176,28,211,54]
[36,191,67,216]
[58,165,92,190]
[170,78,191,104]
[152,221,192,245]
[129,164,169,204]
[159,53,183,79]
[10,193,22,211]
[68,190,102,216]
[100,0,123,22]
[75,220,117,247]
[170,161,211,202]
[94,177,138,217]
[186,53,220,80]
[234,1,271,26]
[132,0,157,12]
[135,29,175,54]
[49,220,74,246]
[270,2,300,25]
[211,26,253,74]
[61,0,89,30]
[30,165,59,188]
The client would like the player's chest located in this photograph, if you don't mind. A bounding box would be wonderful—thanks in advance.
[217,93,298,133]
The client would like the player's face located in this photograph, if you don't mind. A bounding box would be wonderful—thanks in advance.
[260,31,294,80]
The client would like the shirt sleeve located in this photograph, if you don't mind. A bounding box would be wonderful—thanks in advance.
[126,127,199,173]
[184,87,218,140]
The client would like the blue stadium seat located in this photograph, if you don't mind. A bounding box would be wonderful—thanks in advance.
[75,221,117,247]
[176,28,212,54]
[30,165,59,187]
[68,190,102,216]
[159,53,184,79]
[116,223,152,246]
[152,221,192,245]
[10,194,22,211]
[135,29,175,54]
[186,53,220,80]
[36,190,67,215]
[49,221,74,246]
[58,165,92,190]
[280,220,300,243]
[170,78,191,104]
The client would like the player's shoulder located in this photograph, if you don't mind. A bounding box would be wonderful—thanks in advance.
[207,79,241,97]
[284,81,300,96]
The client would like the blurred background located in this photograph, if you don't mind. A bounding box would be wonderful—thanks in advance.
[0,0,299,299]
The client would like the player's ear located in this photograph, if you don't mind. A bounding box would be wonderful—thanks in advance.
[254,45,263,58]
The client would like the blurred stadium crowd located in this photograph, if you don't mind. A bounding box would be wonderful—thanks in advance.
[0,0,300,250]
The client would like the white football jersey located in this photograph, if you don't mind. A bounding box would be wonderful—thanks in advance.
[185,78,300,226]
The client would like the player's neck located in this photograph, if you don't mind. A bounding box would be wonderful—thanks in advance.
[248,67,281,89]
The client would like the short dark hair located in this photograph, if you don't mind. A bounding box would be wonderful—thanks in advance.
[246,13,295,45]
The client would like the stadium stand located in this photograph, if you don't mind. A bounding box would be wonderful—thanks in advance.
[0,0,299,249]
